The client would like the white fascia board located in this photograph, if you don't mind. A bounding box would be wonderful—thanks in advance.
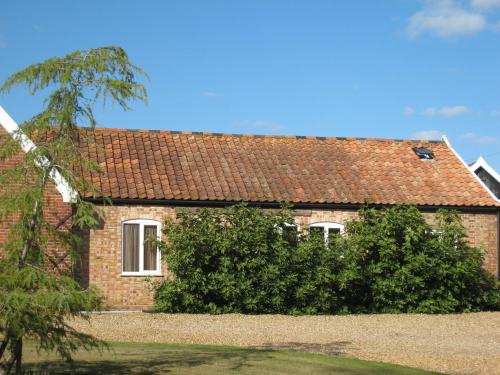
[469,156,500,184]
[442,135,500,203]
[0,105,77,203]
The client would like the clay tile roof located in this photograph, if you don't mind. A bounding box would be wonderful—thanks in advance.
[77,128,499,207]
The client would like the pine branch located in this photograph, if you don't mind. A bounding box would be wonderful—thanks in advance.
[0,46,147,368]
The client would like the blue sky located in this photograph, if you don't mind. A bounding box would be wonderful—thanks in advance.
[1,0,500,169]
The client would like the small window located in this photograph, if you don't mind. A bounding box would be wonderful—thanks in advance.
[282,223,299,246]
[431,228,459,248]
[414,147,434,160]
[122,219,161,276]
[309,222,344,243]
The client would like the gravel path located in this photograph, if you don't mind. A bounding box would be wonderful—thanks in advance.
[68,312,500,375]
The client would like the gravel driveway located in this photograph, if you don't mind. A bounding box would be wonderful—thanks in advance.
[69,312,500,375]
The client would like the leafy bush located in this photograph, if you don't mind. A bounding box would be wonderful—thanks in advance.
[343,206,500,313]
[154,204,349,314]
[154,204,500,314]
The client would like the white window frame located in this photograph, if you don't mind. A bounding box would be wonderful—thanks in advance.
[275,222,301,232]
[280,222,301,242]
[121,219,162,276]
[308,222,345,243]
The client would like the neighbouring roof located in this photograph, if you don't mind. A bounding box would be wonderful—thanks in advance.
[469,157,500,200]
[75,128,500,207]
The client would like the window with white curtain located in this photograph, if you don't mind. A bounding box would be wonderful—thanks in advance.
[122,219,161,276]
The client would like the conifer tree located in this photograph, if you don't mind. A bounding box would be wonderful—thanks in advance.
[0,47,147,374]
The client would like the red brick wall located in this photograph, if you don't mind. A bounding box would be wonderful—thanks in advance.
[83,205,176,310]
[0,127,73,271]
[87,205,499,310]
[423,211,499,276]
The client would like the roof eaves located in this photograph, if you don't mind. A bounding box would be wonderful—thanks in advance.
[442,135,500,205]
[0,105,77,203]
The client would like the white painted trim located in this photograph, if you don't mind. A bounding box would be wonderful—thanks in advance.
[121,219,162,276]
[275,222,301,233]
[309,221,345,243]
[0,105,77,203]
[442,135,500,204]
[469,156,500,185]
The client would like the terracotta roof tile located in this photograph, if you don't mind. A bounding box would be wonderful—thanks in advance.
[76,128,499,207]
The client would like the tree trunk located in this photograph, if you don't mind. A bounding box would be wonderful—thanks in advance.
[0,338,8,360]
[0,171,48,373]
[0,349,15,375]
[14,339,21,375]
[18,171,47,267]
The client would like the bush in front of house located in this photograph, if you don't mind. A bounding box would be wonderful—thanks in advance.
[154,205,349,314]
[342,206,500,313]
[154,204,500,314]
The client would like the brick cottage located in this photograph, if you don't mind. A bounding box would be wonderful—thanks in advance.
[1,106,499,310]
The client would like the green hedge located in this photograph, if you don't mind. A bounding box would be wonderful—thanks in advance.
[154,204,500,314]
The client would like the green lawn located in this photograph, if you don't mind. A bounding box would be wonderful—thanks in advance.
[23,341,441,375]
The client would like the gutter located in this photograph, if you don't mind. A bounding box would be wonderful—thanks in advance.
[84,197,500,213]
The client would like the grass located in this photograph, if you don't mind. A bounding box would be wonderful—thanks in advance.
[22,341,441,375]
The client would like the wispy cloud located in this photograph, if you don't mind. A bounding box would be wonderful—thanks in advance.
[404,105,469,117]
[423,105,468,117]
[233,120,286,133]
[201,91,222,98]
[412,130,444,140]
[407,0,500,39]
[461,132,498,144]
[471,0,500,10]
[407,0,487,38]
[404,106,416,116]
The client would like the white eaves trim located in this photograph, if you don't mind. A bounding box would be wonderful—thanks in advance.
[442,135,500,204]
[0,105,77,203]
[469,156,500,185]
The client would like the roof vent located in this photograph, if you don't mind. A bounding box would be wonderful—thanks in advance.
[413,147,435,160]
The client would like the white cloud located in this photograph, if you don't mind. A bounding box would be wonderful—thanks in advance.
[439,105,468,117]
[422,105,468,117]
[471,0,500,10]
[407,0,487,38]
[461,132,498,143]
[234,120,286,133]
[412,130,445,140]
[404,105,469,117]
[422,107,439,116]
[404,106,416,116]
[201,91,222,98]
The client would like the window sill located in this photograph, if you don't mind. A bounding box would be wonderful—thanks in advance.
[121,272,163,277]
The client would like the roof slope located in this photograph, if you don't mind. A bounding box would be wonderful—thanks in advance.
[77,129,499,207]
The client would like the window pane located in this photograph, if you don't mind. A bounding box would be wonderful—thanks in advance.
[309,226,324,239]
[328,228,341,242]
[123,224,140,272]
[143,225,158,271]
[283,225,298,246]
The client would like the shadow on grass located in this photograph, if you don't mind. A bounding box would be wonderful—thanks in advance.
[23,343,438,375]
[252,341,352,355]
[24,348,273,375]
